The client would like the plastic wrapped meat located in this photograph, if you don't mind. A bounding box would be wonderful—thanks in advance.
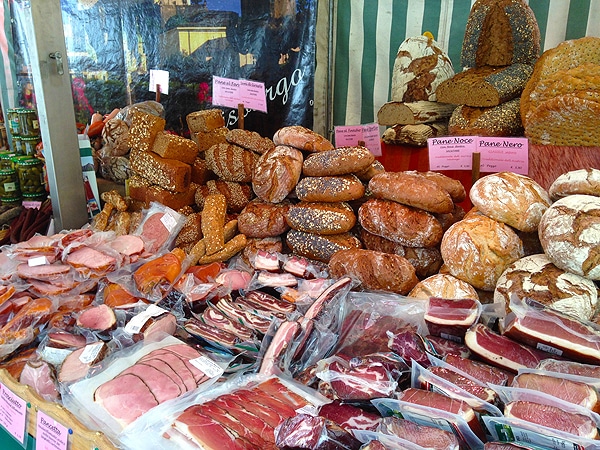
[378,417,459,450]
[275,414,362,450]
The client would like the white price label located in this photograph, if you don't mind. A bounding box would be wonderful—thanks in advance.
[189,355,223,378]
[78,342,104,364]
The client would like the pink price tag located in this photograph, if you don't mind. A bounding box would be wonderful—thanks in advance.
[477,137,529,174]
[240,79,267,113]
[212,76,241,109]
[428,136,477,170]
[0,382,27,445]
[36,411,69,450]
[334,123,382,156]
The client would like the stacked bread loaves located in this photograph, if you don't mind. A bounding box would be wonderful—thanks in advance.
[437,0,540,136]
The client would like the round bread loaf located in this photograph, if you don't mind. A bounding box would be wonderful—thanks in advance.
[286,202,356,235]
[302,146,375,177]
[539,194,600,280]
[329,248,418,295]
[434,203,466,232]
[470,172,551,232]
[101,118,130,156]
[359,228,442,278]
[205,143,257,183]
[412,171,467,203]
[273,125,334,152]
[237,199,291,238]
[494,253,598,322]
[252,145,303,203]
[448,98,524,137]
[295,174,365,202]
[358,198,443,248]
[355,160,386,182]
[226,128,275,155]
[285,230,362,263]
[369,171,454,214]
[195,180,254,213]
[408,274,479,301]
[440,215,524,291]
[549,168,600,201]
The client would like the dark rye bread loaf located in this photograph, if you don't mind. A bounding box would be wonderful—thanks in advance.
[252,145,303,203]
[294,174,365,202]
[302,146,375,177]
[204,143,258,183]
[448,98,523,137]
[359,198,444,248]
[329,248,418,295]
[285,202,356,235]
[436,64,533,108]
[237,199,291,238]
[461,0,540,68]
[369,171,454,214]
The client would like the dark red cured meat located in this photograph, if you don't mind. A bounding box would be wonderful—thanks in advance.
[274,414,362,450]
[223,392,285,429]
[254,377,309,410]
[425,297,478,340]
[387,326,430,367]
[318,401,381,432]
[212,396,274,440]
[59,229,94,248]
[425,335,472,359]
[139,212,170,253]
[464,323,547,373]
[234,387,298,418]
[378,416,459,450]
[444,354,513,386]
[242,290,296,314]
[422,366,498,403]
[47,331,87,349]
[327,358,395,400]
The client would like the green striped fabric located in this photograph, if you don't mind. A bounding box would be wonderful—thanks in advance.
[333,0,600,128]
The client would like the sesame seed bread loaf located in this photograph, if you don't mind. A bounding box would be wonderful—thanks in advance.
[190,157,215,185]
[129,149,191,193]
[548,168,600,201]
[294,174,365,203]
[285,201,356,235]
[192,127,228,152]
[285,230,362,263]
[252,145,303,203]
[145,183,197,211]
[355,160,386,182]
[302,146,375,177]
[128,110,166,153]
[151,131,199,164]
[448,98,523,137]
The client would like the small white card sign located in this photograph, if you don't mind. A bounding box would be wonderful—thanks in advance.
[212,76,268,112]
[334,123,382,156]
[149,69,170,95]
[36,411,69,450]
[427,136,477,170]
[0,382,27,445]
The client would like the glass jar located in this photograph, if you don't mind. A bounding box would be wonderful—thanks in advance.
[6,109,20,136]
[18,108,40,137]
[1,197,21,207]
[16,157,45,195]
[11,135,25,155]
[21,136,41,157]
[0,152,16,170]
[22,192,47,204]
[0,168,21,200]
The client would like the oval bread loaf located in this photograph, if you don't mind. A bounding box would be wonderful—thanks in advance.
[226,128,275,155]
[294,174,365,202]
[237,200,291,238]
[408,273,479,301]
[285,230,362,263]
[302,146,375,177]
[548,168,600,201]
[470,172,550,232]
[440,215,524,291]
[413,171,467,203]
[286,201,356,235]
[369,171,454,214]
[329,248,419,295]
[355,160,386,182]
[195,180,254,214]
[252,145,303,203]
[538,194,600,280]
[273,125,334,152]
[205,143,257,183]
[358,198,443,248]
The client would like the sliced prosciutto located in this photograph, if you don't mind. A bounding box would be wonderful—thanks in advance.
[444,354,513,386]
[319,401,381,432]
[378,416,459,450]
[424,297,479,341]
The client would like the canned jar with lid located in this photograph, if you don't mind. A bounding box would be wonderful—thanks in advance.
[17,158,45,194]
[18,108,40,137]
[7,109,20,136]
[0,151,16,170]
[21,136,41,156]
[11,136,25,155]
[0,168,21,199]
[22,192,47,204]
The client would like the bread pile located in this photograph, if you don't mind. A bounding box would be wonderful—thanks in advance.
[436,0,540,137]
[520,36,600,146]
[377,35,456,146]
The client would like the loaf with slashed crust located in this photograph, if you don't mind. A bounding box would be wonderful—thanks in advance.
[549,168,600,201]
[359,198,443,248]
[195,180,254,214]
[285,202,356,235]
[237,199,291,238]
[205,143,258,183]
[295,174,365,202]
[329,248,419,295]
[302,146,375,177]
[369,171,454,214]
[252,145,303,203]
[226,128,275,155]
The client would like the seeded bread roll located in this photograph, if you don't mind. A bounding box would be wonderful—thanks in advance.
[369,171,454,214]
[129,149,191,193]
[448,98,524,137]
[273,125,334,152]
[286,202,356,235]
[302,146,375,177]
[359,198,443,248]
[494,254,598,322]
[329,248,418,295]
[549,168,600,201]
[195,180,254,214]
[237,199,291,238]
[285,230,362,263]
[252,145,303,203]
[295,174,365,202]
[226,128,275,155]
[437,64,534,108]
[205,143,258,183]
[408,274,479,301]
[186,109,225,133]
[539,194,600,280]
[470,172,551,232]
[440,215,524,291]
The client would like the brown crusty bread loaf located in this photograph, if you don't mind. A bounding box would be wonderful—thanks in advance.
[434,203,467,232]
[204,143,258,183]
[129,149,191,193]
[436,64,533,107]
[461,0,540,68]
[411,171,467,203]
[252,145,303,203]
[175,212,203,249]
[448,98,523,137]
[329,248,418,295]
[151,131,199,164]
[358,198,444,248]
[195,180,254,214]
[285,229,362,263]
[190,157,215,185]
[470,172,551,232]
[382,123,448,147]
[146,183,197,211]
[186,109,225,133]
[102,118,130,156]
[193,127,228,152]
[355,160,386,182]
[285,201,356,235]
[408,273,479,301]
[302,146,375,177]
[440,215,524,291]
[127,173,151,203]
[128,110,166,153]
[294,174,365,203]
[548,168,600,201]
[273,125,334,152]
[369,171,454,214]
[226,128,275,155]
[237,200,291,238]
[377,101,457,126]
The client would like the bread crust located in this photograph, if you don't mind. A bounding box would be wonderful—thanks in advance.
[252,145,303,203]
[285,230,362,263]
[295,174,365,202]
[285,201,356,235]
[302,146,375,177]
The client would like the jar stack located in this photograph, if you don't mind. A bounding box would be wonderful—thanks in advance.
[7,108,41,156]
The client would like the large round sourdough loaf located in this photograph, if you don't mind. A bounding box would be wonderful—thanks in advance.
[440,215,524,291]
[538,194,600,280]
[549,168,600,201]
[252,145,303,203]
[494,253,598,322]
[408,273,479,301]
[469,172,551,232]
[237,199,291,238]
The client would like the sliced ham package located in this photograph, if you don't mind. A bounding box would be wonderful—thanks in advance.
[352,421,460,450]
[424,297,481,342]
[132,202,186,256]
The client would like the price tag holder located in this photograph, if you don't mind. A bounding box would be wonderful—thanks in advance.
[149,69,170,95]
[427,136,476,170]
[240,79,267,113]
[334,123,382,156]
[477,137,528,174]
[0,382,28,446]
[36,411,69,450]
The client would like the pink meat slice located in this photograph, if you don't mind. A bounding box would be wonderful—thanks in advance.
[16,263,72,281]
[147,345,207,384]
[139,212,169,253]
[66,246,117,272]
[76,304,116,331]
[212,396,274,440]
[254,377,309,409]
[139,354,196,391]
[118,363,182,403]
[94,373,159,426]
[109,235,145,256]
